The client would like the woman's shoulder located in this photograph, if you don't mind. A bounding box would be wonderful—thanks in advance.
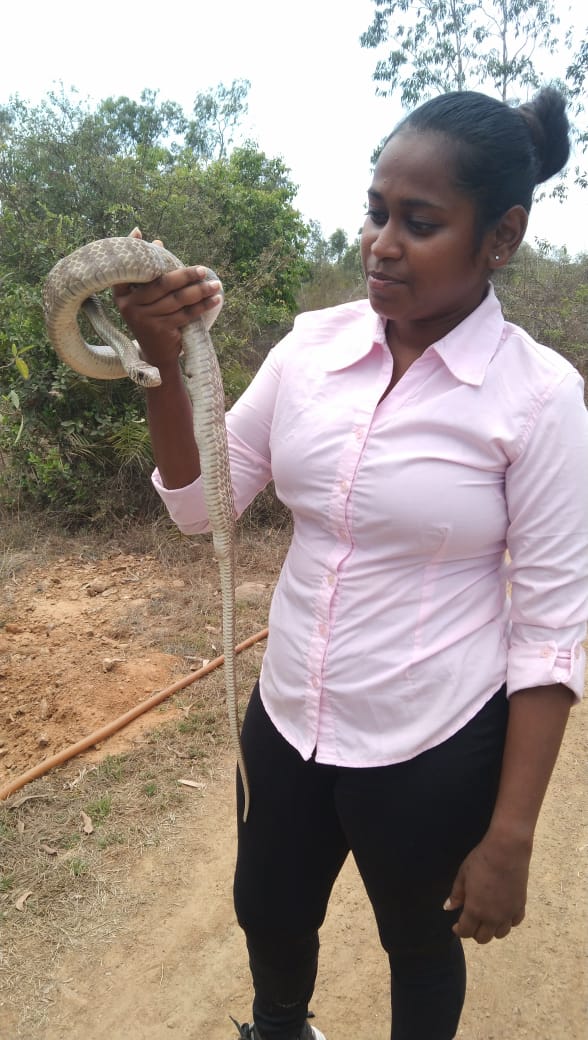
[497,317,583,391]
[291,297,374,334]
[269,299,380,375]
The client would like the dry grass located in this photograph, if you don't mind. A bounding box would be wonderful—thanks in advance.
[0,737,213,1032]
[0,514,290,1037]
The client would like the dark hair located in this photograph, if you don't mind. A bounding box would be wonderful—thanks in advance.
[387,87,570,234]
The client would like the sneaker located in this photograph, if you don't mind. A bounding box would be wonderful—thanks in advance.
[229,1016,326,1040]
[229,1021,255,1039]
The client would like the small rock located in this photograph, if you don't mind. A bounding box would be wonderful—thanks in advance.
[235,582,269,605]
[39,698,50,720]
[38,734,50,748]
[102,657,125,672]
[4,623,23,635]
[85,579,111,597]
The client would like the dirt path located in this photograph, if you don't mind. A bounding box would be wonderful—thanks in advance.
[1,536,586,1039]
[38,711,587,1040]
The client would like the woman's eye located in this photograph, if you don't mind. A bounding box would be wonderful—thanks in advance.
[407,219,437,235]
[366,209,388,227]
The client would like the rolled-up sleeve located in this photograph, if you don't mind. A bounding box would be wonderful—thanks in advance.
[506,371,588,700]
[152,336,288,535]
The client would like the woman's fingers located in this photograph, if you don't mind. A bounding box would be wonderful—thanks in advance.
[128,267,221,312]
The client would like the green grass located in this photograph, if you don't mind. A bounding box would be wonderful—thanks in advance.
[97,755,126,781]
[84,794,112,824]
[69,857,88,878]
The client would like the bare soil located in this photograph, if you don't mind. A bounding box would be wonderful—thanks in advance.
[0,526,586,1040]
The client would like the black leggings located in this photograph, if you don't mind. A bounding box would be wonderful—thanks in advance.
[234,683,509,1040]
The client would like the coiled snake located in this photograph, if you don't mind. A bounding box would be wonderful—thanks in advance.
[43,236,250,821]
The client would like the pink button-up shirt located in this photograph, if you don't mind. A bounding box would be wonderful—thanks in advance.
[154,286,588,767]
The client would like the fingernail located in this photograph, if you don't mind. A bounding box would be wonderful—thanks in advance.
[443,898,453,910]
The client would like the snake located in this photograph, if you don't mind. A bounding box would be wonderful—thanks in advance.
[43,236,250,821]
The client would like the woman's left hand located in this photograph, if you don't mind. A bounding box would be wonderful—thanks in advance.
[443,832,530,944]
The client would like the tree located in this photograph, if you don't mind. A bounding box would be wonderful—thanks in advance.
[328,229,349,263]
[480,0,560,101]
[566,35,588,186]
[360,0,561,107]
[297,229,364,314]
[185,79,251,162]
[360,0,588,186]
[0,86,310,523]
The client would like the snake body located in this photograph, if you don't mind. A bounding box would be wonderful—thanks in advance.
[43,237,250,821]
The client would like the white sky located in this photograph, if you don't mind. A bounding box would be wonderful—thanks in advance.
[2,0,587,257]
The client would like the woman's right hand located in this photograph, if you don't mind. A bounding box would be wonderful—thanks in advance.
[112,229,223,375]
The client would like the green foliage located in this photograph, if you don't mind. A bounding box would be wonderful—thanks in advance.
[566,37,588,185]
[0,873,15,893]
[361,0,561,105]
[494,244,588,385]
[84,794,113,824]
[360,1,587,185]
[0,85,311,524]
[98,756,126,781]
[186,79,251,161]
[3,78,583,530]
[69,857,88,878]
[297,234,365,313]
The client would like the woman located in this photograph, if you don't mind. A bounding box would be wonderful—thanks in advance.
[114,87,588,1040]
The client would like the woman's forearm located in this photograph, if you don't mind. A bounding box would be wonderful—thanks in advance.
[447,682,575,942]
[487,683,574,849]
[146,363,201,489]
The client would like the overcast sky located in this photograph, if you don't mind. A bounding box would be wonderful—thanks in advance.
[2,0,586,257]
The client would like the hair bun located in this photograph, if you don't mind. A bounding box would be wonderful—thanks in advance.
[518,87,570,184]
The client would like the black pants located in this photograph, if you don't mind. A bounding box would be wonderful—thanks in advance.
[234,683,508,1040]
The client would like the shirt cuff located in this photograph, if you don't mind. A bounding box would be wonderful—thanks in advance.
[151,467,210,535]
[507,640,585,701]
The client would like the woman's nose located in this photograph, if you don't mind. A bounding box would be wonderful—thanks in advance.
[371,220,403,259]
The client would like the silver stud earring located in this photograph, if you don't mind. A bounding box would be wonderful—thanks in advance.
[495,255,500,261]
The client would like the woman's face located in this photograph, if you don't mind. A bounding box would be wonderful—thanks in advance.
[361,129,496,341]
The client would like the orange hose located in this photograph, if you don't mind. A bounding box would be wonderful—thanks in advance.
[0,627,268,802]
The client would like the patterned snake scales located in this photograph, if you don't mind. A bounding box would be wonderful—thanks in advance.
[43,236,250,821]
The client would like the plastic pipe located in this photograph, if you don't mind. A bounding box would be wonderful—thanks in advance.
[0,627,268,801]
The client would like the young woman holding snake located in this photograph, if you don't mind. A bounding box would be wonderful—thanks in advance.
[113,86,588,1040]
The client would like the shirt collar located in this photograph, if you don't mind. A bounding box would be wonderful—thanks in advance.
[322,302,387,373]
[322,285,505,386]
[430,284,505,386]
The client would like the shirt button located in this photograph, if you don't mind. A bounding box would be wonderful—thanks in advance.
[540,647,551,658]
[318,623,328,637]
[339,480,349,493]
[354,427,364,441]
[311,676,320,689]
[327,573,336,586]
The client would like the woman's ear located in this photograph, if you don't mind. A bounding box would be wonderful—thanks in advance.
[488,205,528,269]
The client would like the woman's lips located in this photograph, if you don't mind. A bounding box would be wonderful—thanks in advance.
[367,271,406,290]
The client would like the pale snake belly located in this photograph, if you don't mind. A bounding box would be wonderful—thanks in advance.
[43,236,250,821]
